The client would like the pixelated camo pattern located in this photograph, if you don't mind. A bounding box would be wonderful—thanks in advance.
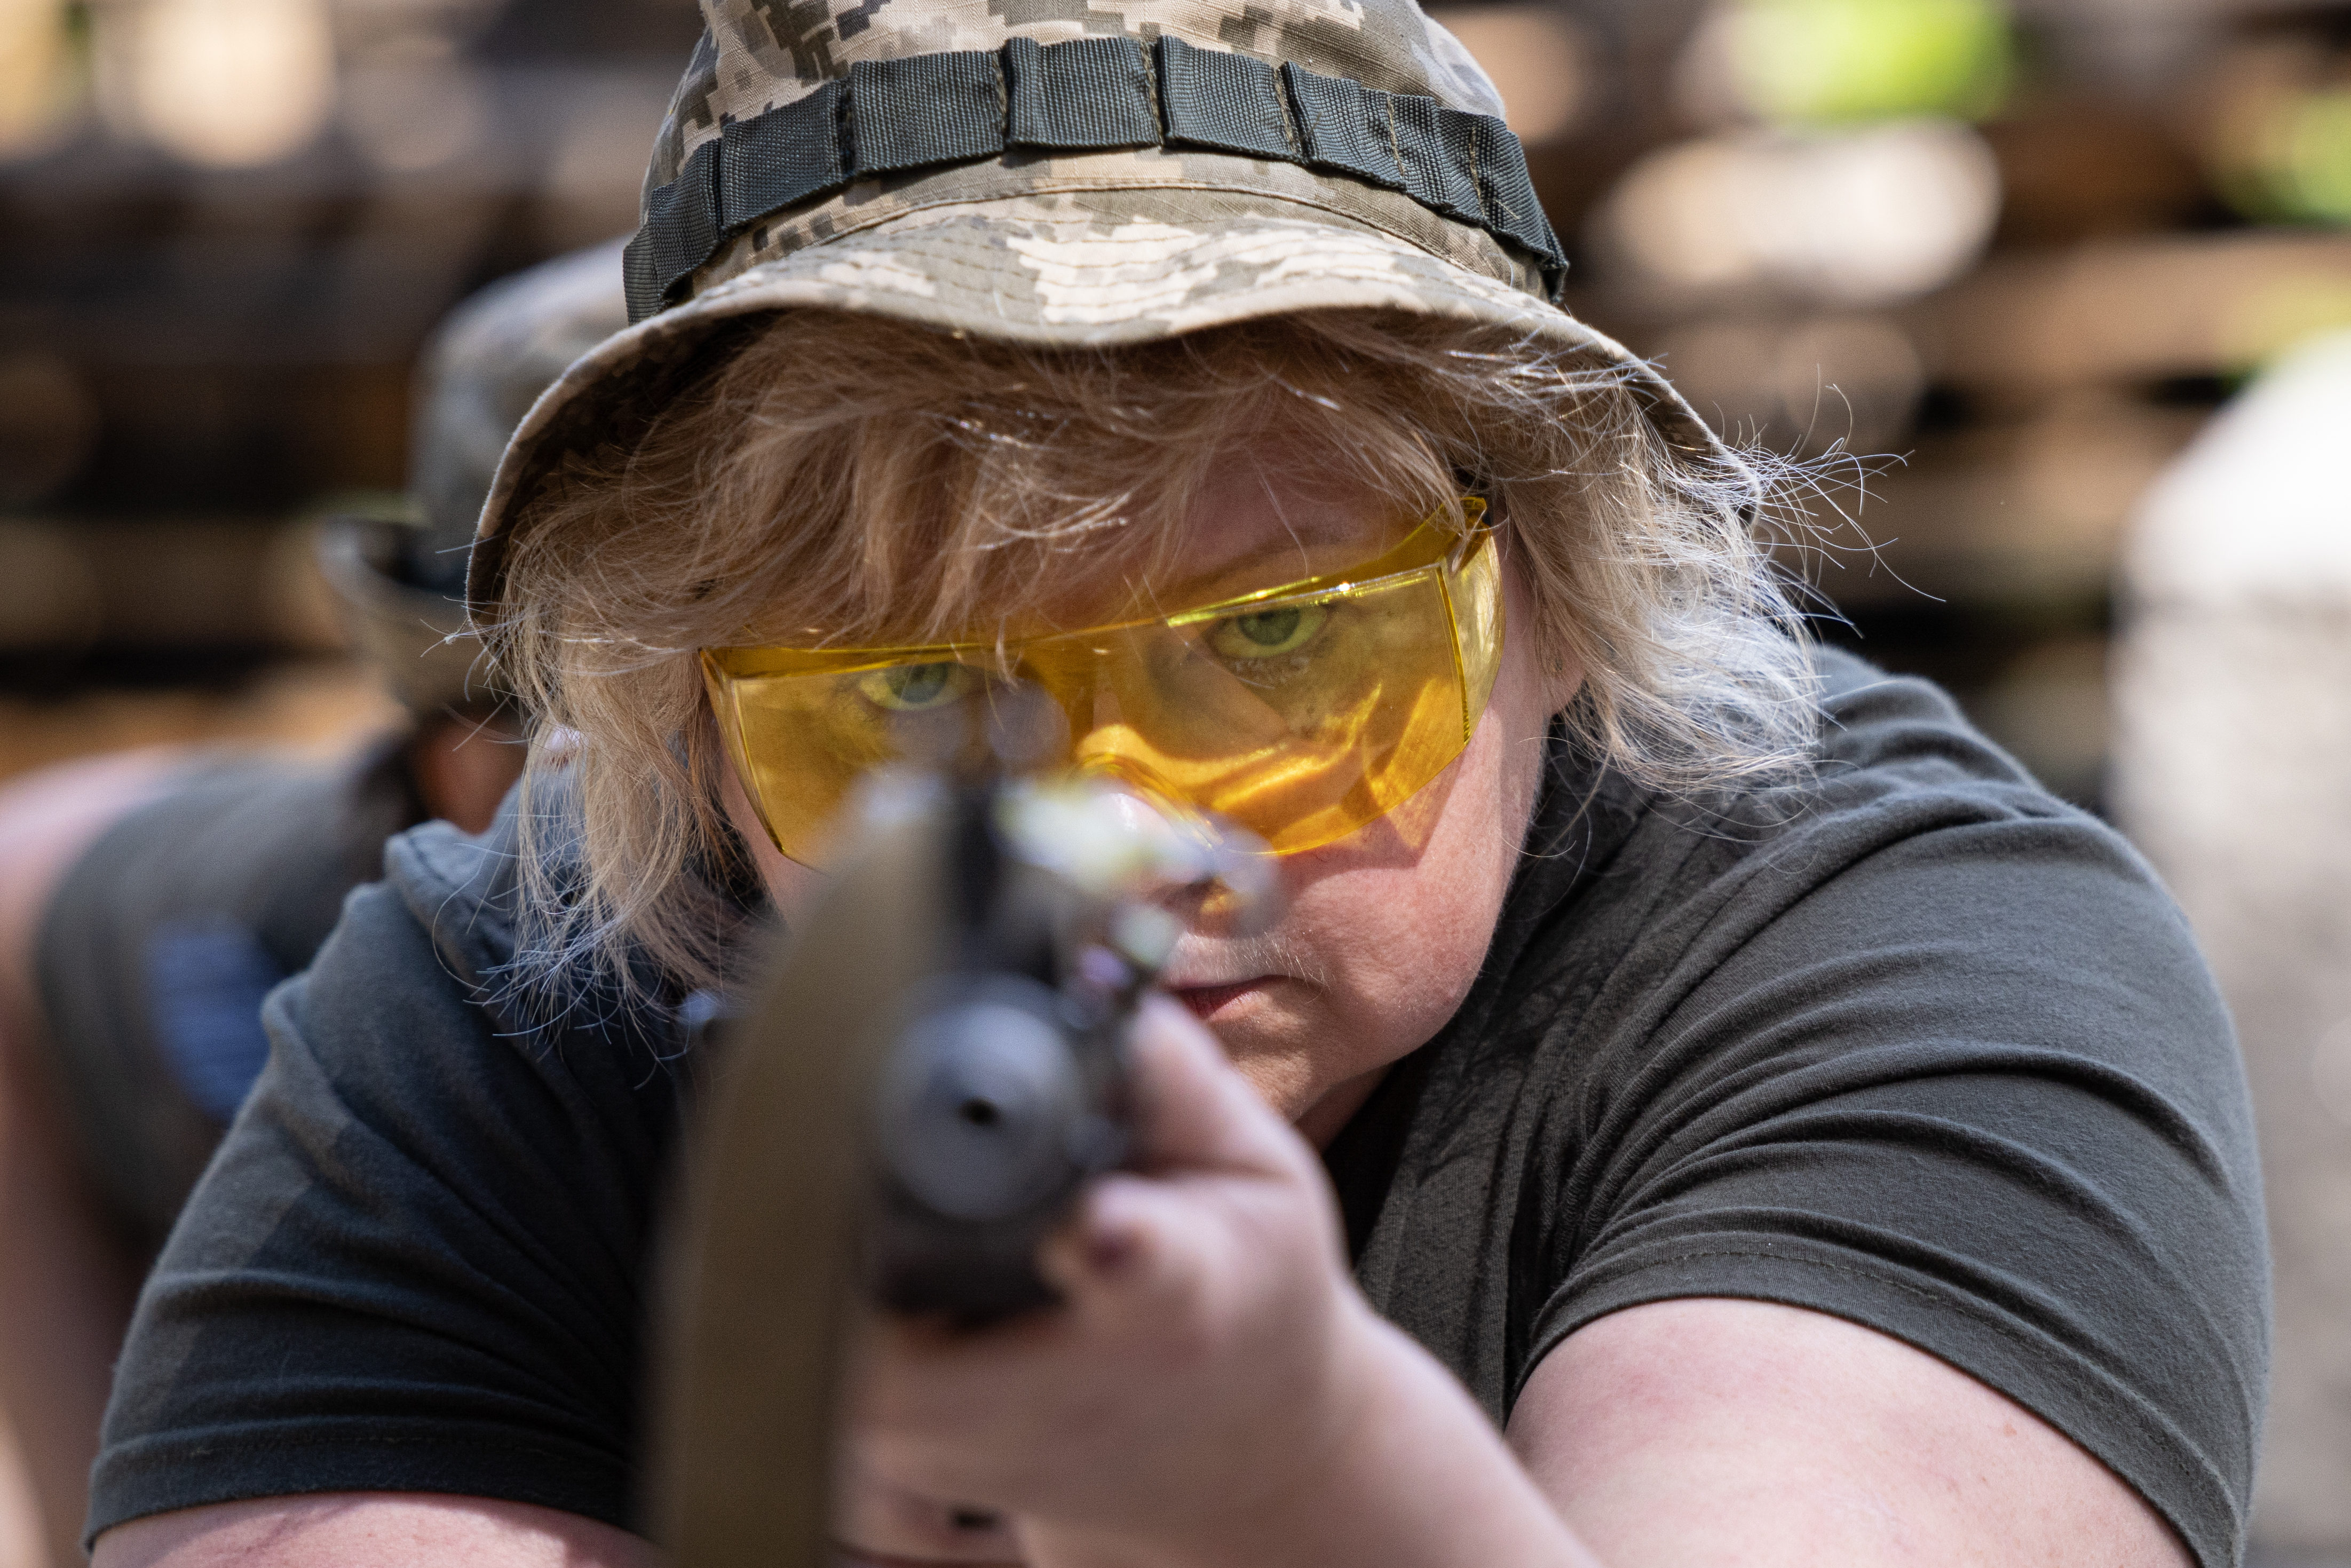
[632,0,1551,327]
[689,193,1549,339]
[702,144,1555,310]
[467,0,1740,613]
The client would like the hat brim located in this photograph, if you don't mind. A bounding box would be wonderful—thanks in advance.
[316,519,493,714]
[467,197,1728,620]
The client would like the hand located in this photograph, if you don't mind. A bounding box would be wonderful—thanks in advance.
[831,1453,1027,1565]
[842,993,1381,1564]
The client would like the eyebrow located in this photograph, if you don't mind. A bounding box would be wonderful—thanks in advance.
[1120,523,1396,622]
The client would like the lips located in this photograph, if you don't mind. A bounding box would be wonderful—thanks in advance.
[1169,978,1270,1019]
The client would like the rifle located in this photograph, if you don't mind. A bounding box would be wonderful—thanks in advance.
[649,769,1271,1566]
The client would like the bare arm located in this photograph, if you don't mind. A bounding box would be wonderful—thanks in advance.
[1509,1297,2193,1568]
[91,1494,660,1568]
[95,1017,2203,1568]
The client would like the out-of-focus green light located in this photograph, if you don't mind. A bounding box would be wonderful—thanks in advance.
[2217,272,2351,370]
[1731,0,2014,127]
[2276,90,2351,224]
[2215,86,2351,227]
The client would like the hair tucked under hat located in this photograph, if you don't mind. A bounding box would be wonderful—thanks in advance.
[487,306,1818,1004]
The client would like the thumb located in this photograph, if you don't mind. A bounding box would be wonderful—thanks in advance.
[1034,996,1344,1307]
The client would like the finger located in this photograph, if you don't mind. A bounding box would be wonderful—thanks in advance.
[1125,993,1307,1178]
[832,1443,1026,1565]
[1033,1168,1231,1310]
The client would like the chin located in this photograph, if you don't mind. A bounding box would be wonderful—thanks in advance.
[1177,989,1330,1121]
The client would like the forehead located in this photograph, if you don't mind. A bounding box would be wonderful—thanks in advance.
[1182,455,1395,578]
[1041,448,1410,630]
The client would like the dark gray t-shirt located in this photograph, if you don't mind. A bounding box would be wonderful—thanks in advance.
[92,653,2268,1566]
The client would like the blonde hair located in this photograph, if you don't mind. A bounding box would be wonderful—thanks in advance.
[489,308,1817,1005]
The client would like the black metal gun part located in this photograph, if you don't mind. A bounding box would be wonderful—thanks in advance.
[867,782,1141,1322]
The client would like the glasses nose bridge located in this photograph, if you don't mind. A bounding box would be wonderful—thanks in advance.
[1012,633,1117,746]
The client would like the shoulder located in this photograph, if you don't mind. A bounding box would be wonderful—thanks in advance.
[377,800,527,990]
[288,792,685,1095]
[1536,646,2237,1140]
[1801,646,2063,823]
[47,754,354,920]
[1490,655,2262,1568]
[1489,649,2148,1047]
[1748,645,2086,872]
[41,745,415,979]
[1579,647,2160,975]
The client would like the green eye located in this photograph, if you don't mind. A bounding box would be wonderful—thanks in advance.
[1207,603,1328,662]
[856,661,972,711]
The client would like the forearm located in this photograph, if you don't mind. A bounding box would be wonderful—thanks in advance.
[91,1495,660,1568]
[1023,1304,1602,1568]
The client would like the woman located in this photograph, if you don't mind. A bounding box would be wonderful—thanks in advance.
[90,4,2263,1566]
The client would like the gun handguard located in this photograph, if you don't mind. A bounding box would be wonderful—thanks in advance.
[869,780,1163,1319]
[652,773,1260,1566]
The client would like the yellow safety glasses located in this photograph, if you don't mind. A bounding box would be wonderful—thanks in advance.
[702,499,1501,866]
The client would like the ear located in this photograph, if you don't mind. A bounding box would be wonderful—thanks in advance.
[1538,653,1588,718]
[1496,530,1586,721]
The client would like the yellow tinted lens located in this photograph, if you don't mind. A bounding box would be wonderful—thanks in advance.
[703,509,1502,864]
[1072,551,1485,854]
[702,651,1007,864]
[1448,524,1505,735]
[1204,603,1329,662]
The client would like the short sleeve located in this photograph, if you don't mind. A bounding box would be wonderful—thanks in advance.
[89,864,684,1542]
[1524,780,2266,1568]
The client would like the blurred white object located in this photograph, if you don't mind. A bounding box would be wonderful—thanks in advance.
[2112,329,2351,1557]
[2126,332,2351,605]
[1597,118,2001,305]
[99,0,336,167]
[995,776,1279,925]
[1429,5,1590,145]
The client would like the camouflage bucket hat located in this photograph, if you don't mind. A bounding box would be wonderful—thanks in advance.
[466,0,1733,620]
[323,240,629,712]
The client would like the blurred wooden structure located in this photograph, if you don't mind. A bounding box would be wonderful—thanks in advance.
[0,0,699,703]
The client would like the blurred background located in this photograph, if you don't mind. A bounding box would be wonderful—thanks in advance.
[2,0,2348,1559]
[0,0,700,775]
[9,0,2348,793]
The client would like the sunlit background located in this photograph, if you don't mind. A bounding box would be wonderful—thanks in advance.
[3,0,2350,1561]
[0,0,696,781]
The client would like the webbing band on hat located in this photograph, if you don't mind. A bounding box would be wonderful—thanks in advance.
[622,34,1566,324]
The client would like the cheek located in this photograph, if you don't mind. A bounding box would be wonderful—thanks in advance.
[721,754,827,922]
[1276,709,1544,1058]
[1279,848,1507,1057]
[1263,558,1562,1066]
